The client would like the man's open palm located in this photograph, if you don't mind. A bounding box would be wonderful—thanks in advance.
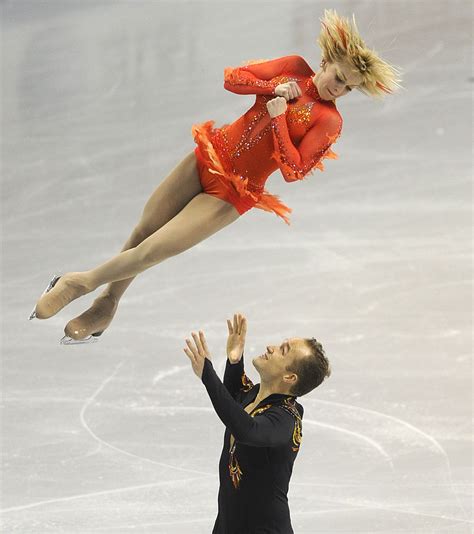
[226,313,247,364]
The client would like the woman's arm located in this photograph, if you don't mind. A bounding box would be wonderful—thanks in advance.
[271,108,343,182]
[224,55,312,96]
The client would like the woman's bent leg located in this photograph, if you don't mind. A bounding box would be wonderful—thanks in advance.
[98,150,203,301]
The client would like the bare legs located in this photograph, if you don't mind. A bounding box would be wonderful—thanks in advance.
[63,151,204,338]
[97,151,204,301]
[84,193,238,286]
[34,151,241,338]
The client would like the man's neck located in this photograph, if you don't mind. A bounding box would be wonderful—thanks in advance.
[254,380,291,405]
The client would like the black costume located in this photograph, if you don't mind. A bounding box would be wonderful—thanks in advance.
[201,357,304,534]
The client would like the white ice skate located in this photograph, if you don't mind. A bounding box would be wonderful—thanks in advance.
[29,274,62,320]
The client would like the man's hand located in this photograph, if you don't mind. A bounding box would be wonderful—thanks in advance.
[226,313,247,364]
[183,331,211,379]
[274,81,302,101]
[266,96,287,118]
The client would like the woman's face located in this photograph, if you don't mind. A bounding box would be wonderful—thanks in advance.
[315,60,363,101]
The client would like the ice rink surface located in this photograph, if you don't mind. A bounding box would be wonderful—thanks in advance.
[1,1,472,532]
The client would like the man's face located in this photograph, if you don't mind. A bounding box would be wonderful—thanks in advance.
[316,60,363,101]
[252,337,312,388]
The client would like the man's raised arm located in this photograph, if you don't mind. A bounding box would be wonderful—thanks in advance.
[223,314,247,399]
[183,329,294,448]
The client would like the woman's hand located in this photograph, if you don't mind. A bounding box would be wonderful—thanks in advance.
[226,313,247,364]
[266,96,287,118]
[274,81,302,101]
[184,331,211,379]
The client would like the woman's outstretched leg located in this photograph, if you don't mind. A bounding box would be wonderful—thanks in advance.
[35,190,240,327]
[85,191,239,286]
[38,192,239,323]
[34,151,202,322]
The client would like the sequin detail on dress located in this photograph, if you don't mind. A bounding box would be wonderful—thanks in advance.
[193,55,343,223]
[271,119,340,182]
[192,120,293,224]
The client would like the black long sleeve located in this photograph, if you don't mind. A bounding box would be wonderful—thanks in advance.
[222,357,244,399]
[202,358,294,447]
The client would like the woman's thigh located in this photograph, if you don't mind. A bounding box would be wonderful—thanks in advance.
[139,151,203,233]
[137,192,240,264]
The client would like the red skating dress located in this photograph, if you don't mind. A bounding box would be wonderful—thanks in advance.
[192,55,343,224]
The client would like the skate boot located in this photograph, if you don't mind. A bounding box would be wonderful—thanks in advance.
[60,295,118,345]
[32,273,91,320]
[29,274,61,320]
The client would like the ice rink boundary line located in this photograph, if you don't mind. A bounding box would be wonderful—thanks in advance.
[310,398,449,457]
[85,363,393,475]
[152,364,188,384]
[310,397,469,520]
[151,364,393,466]
[0,477,204,514]
[79,361,214,477]
[132,404,392,466]
[302,419,394,469]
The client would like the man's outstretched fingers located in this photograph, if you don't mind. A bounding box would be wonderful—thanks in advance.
[199,331,209,355]
[191,332,201,352]
[233,314,238,333]
[186,337,198,358]
[236,313,245,335]
[241,317,247,337]
[183,346,195,363]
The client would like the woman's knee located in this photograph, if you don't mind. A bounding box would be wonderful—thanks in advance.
[135,237,181,268]
[131,223,155,244]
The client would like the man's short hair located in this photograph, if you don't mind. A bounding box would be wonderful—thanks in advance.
[287,338,331,396]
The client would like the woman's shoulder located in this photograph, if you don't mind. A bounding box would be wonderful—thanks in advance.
[311,101,343,136]
[281,55,315,76]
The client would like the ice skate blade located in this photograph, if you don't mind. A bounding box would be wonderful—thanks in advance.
[60,332,103,345]
[29,274,62,320]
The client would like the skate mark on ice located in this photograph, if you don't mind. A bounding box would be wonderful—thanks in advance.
[302,418,394,468]
[308,398,469,520]
[79,361,214,477]
[0,476,204,514]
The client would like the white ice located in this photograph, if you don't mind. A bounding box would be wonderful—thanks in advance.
[1,1,472,533]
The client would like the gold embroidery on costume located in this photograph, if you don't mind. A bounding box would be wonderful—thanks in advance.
[228,399,303,488]
[228,403,272,489]
[281,398,303,452]
[229,450,243,489]
[241,372,255,392]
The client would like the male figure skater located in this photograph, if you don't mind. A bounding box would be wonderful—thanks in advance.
[183,313,331,534]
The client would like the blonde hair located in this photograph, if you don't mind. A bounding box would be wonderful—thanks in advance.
[317,9,402,97]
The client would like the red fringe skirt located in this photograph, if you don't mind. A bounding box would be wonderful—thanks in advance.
[192,121,292,224]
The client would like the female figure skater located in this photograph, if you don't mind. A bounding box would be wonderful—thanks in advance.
[30,10,400,343]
